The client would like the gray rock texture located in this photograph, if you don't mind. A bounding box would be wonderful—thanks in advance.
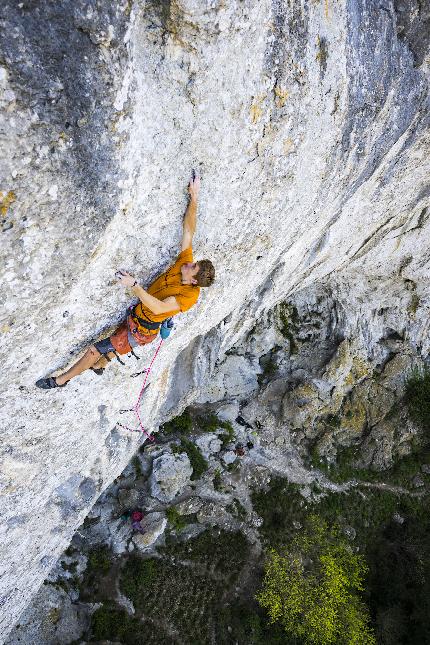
[132,512,167,550]
[1,0,429,638]
[150,452,193,502]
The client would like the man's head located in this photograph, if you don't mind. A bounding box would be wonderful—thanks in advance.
[181,259,215,287]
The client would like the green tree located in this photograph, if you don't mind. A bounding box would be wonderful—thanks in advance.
[256,515,376,645]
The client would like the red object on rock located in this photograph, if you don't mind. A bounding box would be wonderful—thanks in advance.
[131,510,144,523]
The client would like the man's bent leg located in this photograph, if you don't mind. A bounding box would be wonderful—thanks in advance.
[56,345,102,385]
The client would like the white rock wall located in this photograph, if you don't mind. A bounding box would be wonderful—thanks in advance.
[0,0,429,638]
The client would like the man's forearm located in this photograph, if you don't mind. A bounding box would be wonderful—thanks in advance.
[183,197,197,235]
[131,284,164,315]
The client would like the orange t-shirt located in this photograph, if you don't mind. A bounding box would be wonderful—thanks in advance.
[132,247,200,333]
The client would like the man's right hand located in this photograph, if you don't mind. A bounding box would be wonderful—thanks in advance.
[188,170,200,201]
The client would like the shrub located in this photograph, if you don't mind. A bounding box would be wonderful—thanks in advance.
[132,455,143,477]
[405,366,430,431]
[90,603,145,644]
[87,546,111,575]
[161,409,193,435]
[196,412,221,432]
[173,438,208,480]
[256,515,376,645]
[227,498,247,521]
[166,506,187,531]
[120,556,157,603]
[219,421,235,449]
[213,468,223,491]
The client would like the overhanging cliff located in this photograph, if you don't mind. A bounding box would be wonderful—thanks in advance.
[0,0,429,638]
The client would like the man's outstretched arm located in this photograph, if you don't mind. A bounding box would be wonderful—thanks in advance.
[181,170,200,251]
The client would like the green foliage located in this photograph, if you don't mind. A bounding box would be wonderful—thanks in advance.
[227,498,248,521]
[196,412,221,432]
[61,560,77,573]
[213,468,224,491]
[87,546,111,575]
[132,455,143,477]
[405,366,430,431]
[278,302,300,354]
[219,421,235,448]
[256,516,376,645]
[311,442,430,488]
[161,409,234,446]
[161,409,193,435]
[173,438,208,480]
[120,556,157,601]
[116,531,251,643]
[166,505,187,531]
[368,510,430,645]
[90,602,166,644]
[79,546,113,601]
[259,350,278,383]
[325,413,341,428]
[252,477,430,643]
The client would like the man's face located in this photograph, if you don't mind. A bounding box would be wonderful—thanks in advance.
[181,261,200,285]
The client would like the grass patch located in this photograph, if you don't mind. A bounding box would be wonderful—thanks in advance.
[61,561,78,573]
[161,409,234,441]
[405,366,430,431]
[172,438,208,480]
[259,350,278,384]
[79,546,113,600]
[87,546,111,575]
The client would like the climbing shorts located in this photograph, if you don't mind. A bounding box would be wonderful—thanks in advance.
[108,316,157,355]
[93,337,116,355]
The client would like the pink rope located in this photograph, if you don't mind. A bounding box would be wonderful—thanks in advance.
[117,339,164,441]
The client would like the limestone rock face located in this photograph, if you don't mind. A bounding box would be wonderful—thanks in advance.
[132,512,167,551]
[1,0,429,637]
[150,452,193,502]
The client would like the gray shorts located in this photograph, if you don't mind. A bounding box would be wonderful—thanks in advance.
[94,330,139,355]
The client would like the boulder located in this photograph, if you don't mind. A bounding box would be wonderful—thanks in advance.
[117,488,142,510]
[132,512,167,550]
[150,453,193,502]
[223,451,237,465]
[109,518,132,555]
[175,497,204,515]
[195,433,222,457]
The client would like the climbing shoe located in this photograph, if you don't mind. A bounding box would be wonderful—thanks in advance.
[35,376,67,389]
[90,367,105,376]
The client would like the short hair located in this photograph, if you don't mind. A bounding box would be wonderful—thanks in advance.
[195,259,215,287]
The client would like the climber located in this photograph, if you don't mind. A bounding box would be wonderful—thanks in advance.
[36,170,215,389]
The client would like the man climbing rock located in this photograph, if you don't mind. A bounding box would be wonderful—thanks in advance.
[36,171,214,389]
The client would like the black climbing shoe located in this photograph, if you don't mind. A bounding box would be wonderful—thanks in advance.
[35,376,67,389]
[90,367,105,376]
